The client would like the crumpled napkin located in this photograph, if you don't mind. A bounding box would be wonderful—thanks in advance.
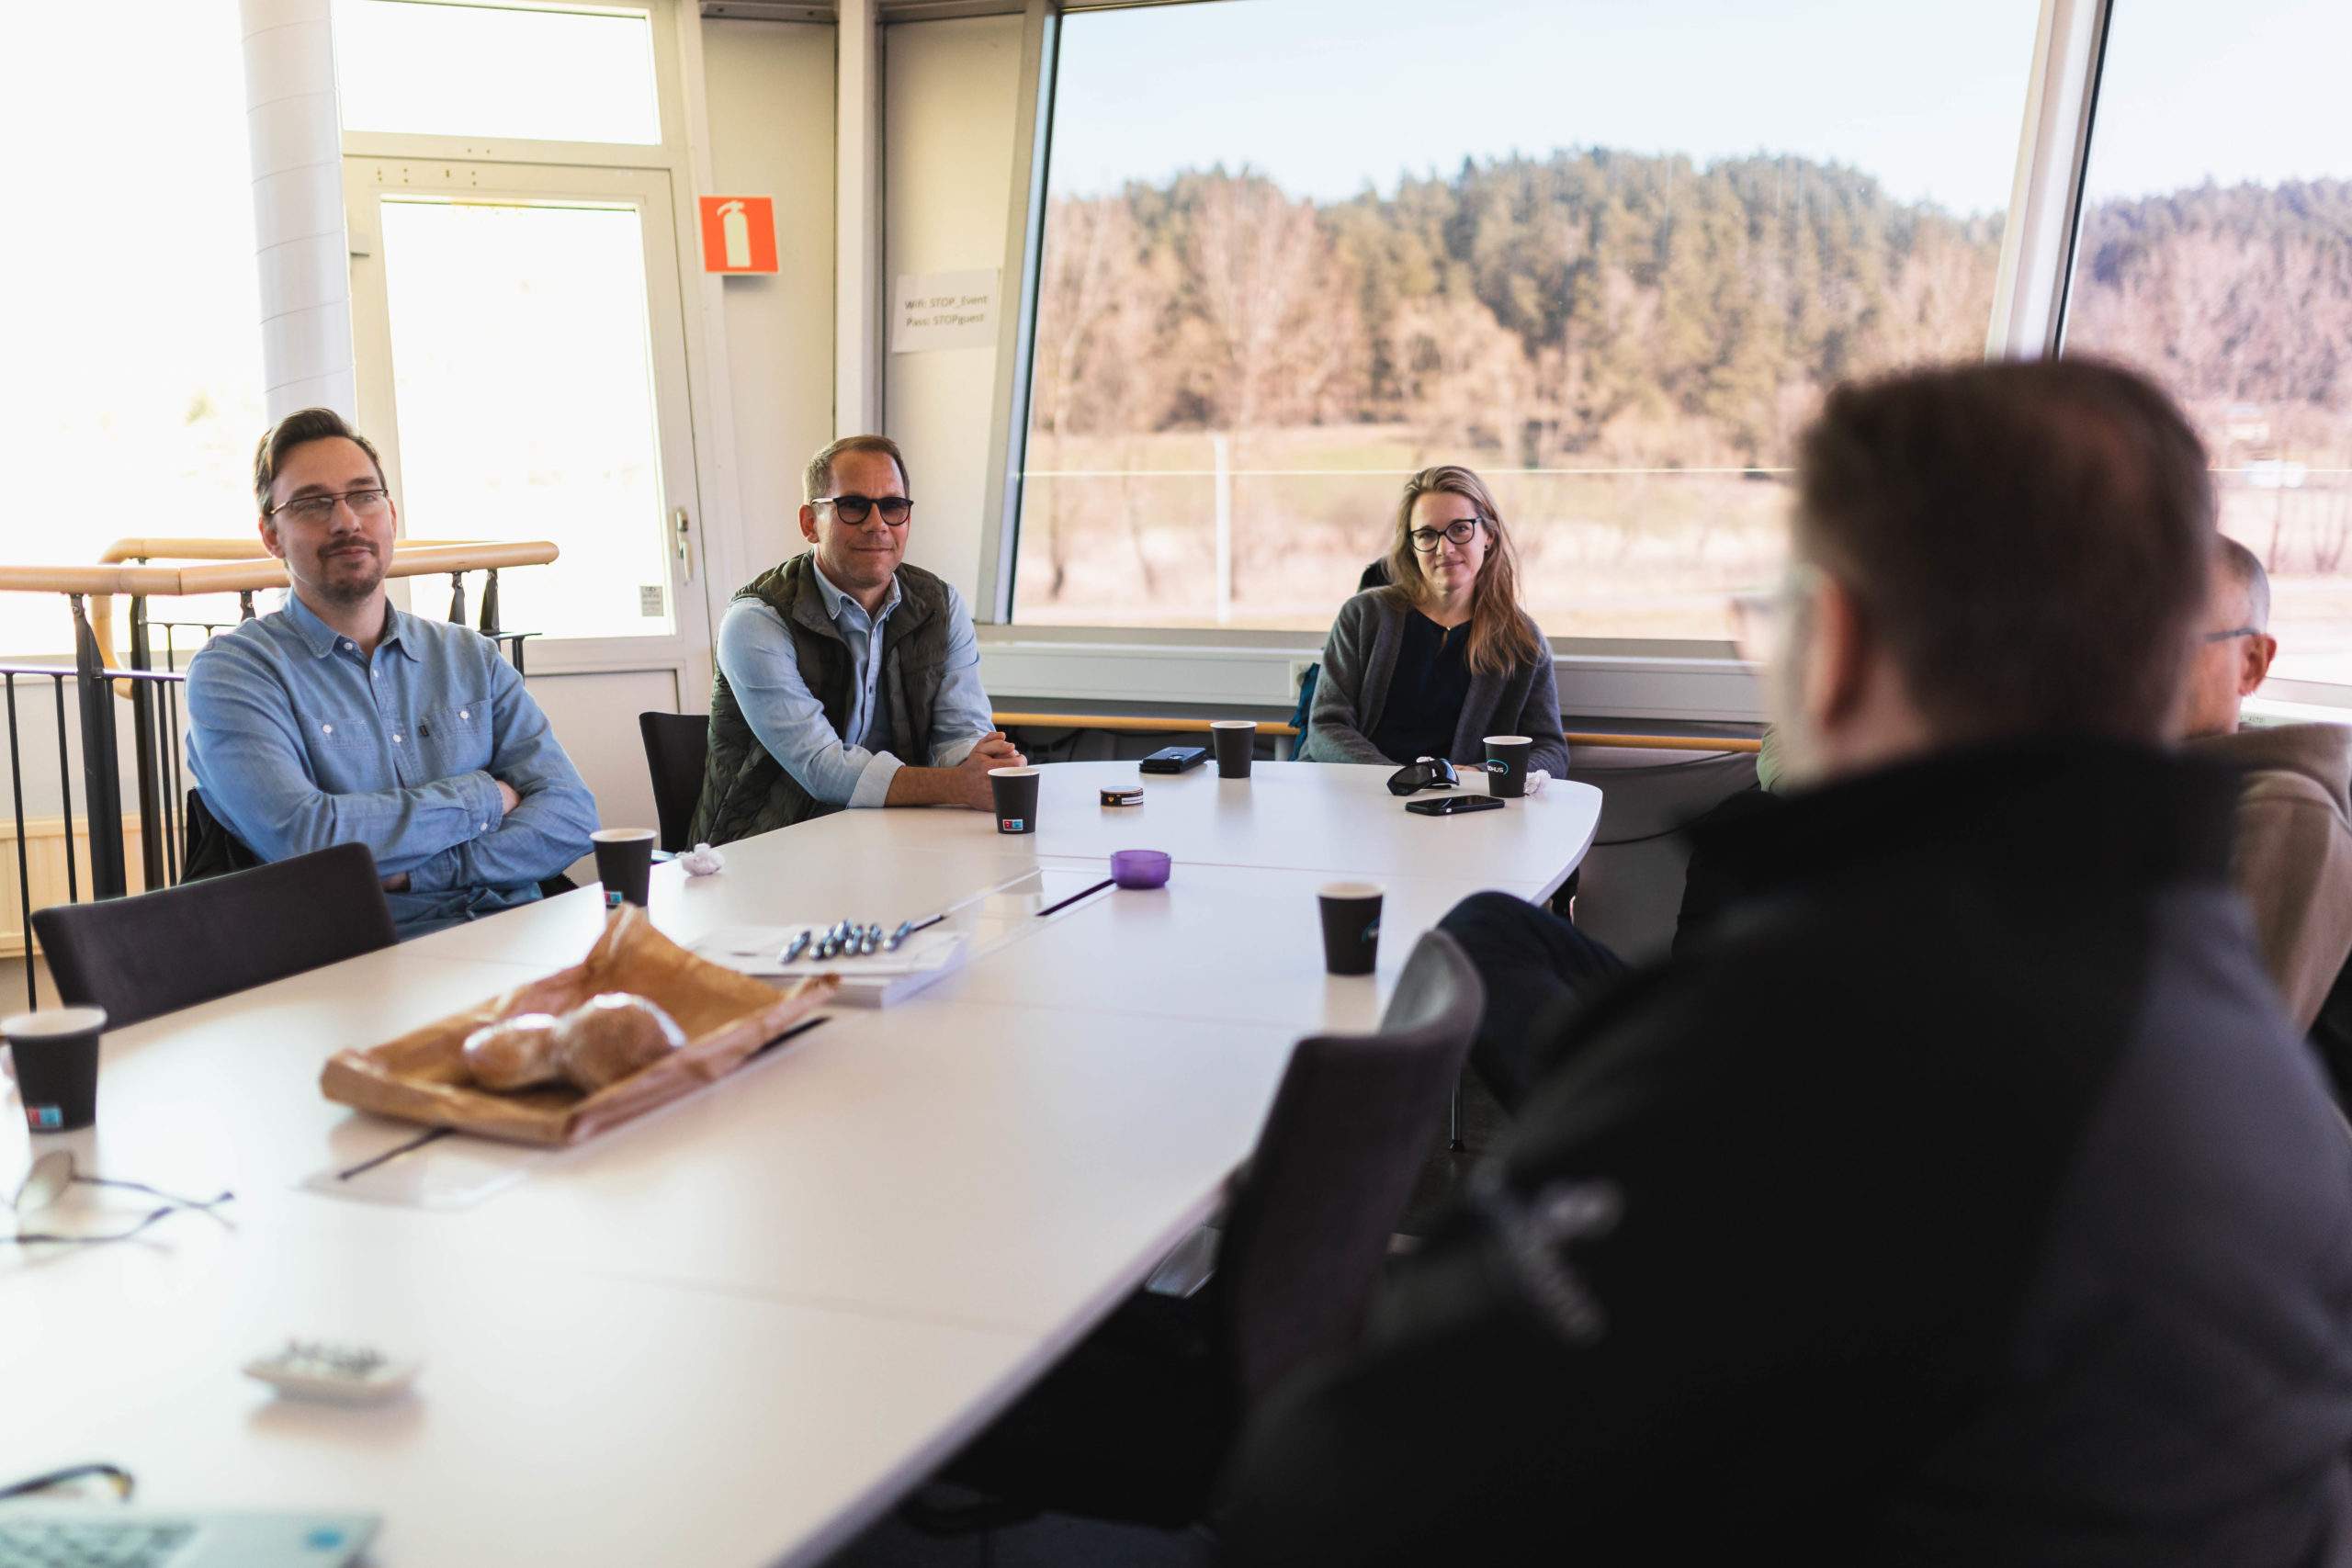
[678,841,726,877]
[1523,769,1551,795]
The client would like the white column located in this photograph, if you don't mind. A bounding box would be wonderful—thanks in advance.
[241,0,356,419]
[836,0,883,435]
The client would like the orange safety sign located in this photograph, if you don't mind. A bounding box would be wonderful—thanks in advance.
[698,196,777,274]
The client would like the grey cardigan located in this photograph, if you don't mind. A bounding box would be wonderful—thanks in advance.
[1301,590,1571,775]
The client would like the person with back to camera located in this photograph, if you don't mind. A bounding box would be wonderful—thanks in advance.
[1217,359,2352,1565]
[2176,536,2352,1034]
[691,434,1022,846]
[1301,465,1569,782]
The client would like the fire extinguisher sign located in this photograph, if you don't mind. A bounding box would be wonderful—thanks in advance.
[698,196,777,274]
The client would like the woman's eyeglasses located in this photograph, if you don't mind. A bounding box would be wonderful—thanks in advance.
[819,494,913,526]
[1408,518,1485,552]
[266,488,391,525]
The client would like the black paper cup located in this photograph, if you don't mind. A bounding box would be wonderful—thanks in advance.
[989,767,1042,834]
[592,828,658,908]
[1211,720,1256,779]
[1484,735,1533,798]
[1317,882,1384,976]
[5,1006,107,1133]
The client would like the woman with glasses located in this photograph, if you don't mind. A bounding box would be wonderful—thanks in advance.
[1301,465,1569,777]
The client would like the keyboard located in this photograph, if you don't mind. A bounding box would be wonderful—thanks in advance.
[0,1506,375,1568]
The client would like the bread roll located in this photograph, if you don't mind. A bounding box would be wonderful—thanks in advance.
[553,992,686,1091]
[461,1012,565,1090]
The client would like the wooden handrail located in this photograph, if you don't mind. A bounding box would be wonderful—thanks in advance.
[0,540,557,599]
[991,711,1762,754]
[93,536,493,566]
[993,711,1298,737]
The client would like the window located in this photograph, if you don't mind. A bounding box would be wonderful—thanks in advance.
[334,0,662,145]
[1010,0,2041,639]
[2061,0,2352,685]
[375,197,673,640]
[0,0,264,656]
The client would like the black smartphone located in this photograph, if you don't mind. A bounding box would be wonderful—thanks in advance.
[1138,745,1211,774]
[1406,795,1505,816]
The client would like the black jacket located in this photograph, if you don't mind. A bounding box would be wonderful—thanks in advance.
[1222,739,2352,1565]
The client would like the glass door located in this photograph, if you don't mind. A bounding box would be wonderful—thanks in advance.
[345,158,708,672]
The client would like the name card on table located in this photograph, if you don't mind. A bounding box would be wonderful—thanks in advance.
[892,268,999,353]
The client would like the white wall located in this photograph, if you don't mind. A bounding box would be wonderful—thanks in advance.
[703,17,840,586]
[883,14,1024,609]
[527,669,675,854]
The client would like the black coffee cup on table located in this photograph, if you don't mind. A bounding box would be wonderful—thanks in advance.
[1210,720,1256,779]
[1484,735,1533,798]
[4,1007,107,1133]
[990,766,1041,834]
[592,828,658,908]
[1317,882,1384,976]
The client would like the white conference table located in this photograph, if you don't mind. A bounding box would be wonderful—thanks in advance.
[0,761,1599,1566]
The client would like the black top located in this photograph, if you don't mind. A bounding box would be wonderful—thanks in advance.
[1365,612,1472,764]
[1222,739,2352,1566]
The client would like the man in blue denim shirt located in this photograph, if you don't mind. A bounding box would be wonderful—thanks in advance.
[186,409,598,939]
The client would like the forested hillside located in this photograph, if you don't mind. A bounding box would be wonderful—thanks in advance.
[1018,151,2352,632]
[1033,150,2005,471]
[2069,178,2352,451]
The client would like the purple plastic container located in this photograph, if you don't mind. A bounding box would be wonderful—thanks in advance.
[1110,849,1171,889]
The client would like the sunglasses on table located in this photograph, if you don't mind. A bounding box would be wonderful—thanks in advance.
[8,1150,234,1247]
[818,494,914,525]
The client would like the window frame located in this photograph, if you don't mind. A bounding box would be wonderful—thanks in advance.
[969,0,2239,723]
[336,0,749,698]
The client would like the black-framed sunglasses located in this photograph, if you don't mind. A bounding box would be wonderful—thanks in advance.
[819,494,913,526]
[2199,626,2262,644]
[1408,518,1486,552]
[266,488,391,525]
[9,1149,234,1247]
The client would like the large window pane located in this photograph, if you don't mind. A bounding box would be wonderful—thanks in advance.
[379,199,673,639]
[335,0,661,145]
[1013,0,2039,637]
[2063,0,2352,684]
[0,0,264,656]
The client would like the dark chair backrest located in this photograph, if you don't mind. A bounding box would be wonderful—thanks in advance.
[1357,558,1392,592]
[1214,929,1484,1408]
[32,842,398,1031]
[640,710,709,853]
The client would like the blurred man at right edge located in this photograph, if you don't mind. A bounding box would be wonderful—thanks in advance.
[1218,361,2352,1566]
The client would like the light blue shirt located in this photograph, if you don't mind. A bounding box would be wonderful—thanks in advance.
[715,560,995,808]
[185,593,600,939]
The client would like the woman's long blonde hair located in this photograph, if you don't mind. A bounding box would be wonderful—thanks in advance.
[1380,464,1542,678]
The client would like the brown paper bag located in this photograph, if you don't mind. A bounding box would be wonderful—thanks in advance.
[321,905,838,1145]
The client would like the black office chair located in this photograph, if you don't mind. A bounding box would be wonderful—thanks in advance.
[922,929,1485,1530]
[32,841,398,1031]
[1358,557,1392,592]
[639,710,709,854]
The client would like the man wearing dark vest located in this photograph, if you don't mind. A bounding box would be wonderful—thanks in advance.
[691,434,1020,845]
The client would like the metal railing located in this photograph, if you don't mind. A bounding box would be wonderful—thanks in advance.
[1,540,560,1010]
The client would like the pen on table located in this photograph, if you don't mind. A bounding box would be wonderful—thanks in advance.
[884,913,946,951]
[781,931,812,964]
[1034,878,1115,919]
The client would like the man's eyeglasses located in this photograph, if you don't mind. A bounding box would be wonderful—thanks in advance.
[10,1149,234,1247]
[2200,626,2262,644]
[266,488,391,525]
[819,494,913,526]
[1408,518,1486,552]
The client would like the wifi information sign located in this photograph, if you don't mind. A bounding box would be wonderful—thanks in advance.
[698,196,777,274]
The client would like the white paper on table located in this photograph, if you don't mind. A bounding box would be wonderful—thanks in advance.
[692,924,966,980]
